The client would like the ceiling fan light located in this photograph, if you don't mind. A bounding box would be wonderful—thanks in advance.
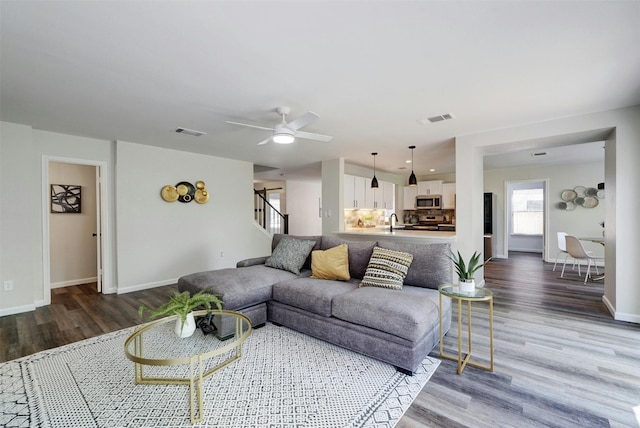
[273,133,295,144]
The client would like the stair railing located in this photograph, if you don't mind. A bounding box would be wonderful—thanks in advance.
[254,188,289,235]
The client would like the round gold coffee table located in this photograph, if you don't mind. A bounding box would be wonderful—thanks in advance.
[124,309,251,424]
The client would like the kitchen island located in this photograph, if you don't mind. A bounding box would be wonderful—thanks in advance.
[335,228,456,244]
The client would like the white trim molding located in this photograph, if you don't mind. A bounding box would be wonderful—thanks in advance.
[117,278,178,295]
[0,303,36,317]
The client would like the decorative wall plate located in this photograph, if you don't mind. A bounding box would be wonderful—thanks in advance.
[194,189,209,204]
[597,189,605,199]
[176,181,195,203]
[561,190,577,202]
[574,186,586,197]
[161,185,179,202]
[565,201,576,211]
[585,187,598,196]
[574,197,585,206]
[195,180,206,189]
[582,196,599,208]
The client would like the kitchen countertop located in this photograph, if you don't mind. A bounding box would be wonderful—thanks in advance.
[336,228,456,243]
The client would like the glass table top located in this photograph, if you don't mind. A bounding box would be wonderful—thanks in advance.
[439,284,493,300]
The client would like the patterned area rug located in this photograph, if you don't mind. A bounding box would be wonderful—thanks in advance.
[0,323,439,427]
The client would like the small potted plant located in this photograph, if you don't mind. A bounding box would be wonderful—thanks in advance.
[138,290,223,338]
[448,250,484,293]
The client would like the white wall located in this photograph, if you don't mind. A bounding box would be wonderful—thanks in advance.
[49,162,98,287]
[115,141,270,293]
[485,163,604,260]
[0,122,271,315]
[0,122,39,313]
[456,105,640,323]
[286,180,322,236]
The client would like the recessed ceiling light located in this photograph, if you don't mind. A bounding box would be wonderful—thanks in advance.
[429,168,436,172]
[405,160,412,164]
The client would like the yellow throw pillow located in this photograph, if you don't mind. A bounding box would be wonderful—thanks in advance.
[311,244,350,280]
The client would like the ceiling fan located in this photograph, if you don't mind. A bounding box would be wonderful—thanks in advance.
[226,106,333,145]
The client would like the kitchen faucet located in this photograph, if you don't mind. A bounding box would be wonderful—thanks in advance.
[389,213,399,232]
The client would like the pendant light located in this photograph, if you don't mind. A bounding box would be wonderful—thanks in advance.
[408,145,417,186]
[371,152,379,189]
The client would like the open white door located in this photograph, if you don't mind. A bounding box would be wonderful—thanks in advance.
[95,166,103,292]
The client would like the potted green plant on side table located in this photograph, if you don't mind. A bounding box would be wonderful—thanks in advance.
[448,250,484,293]
[138,290,223,338]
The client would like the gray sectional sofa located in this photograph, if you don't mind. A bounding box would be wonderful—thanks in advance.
[178,234,452,375]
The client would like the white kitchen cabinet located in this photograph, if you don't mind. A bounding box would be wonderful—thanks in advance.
[403,185,417,210]
[344,174,366,208]
[365,182,377,209]
[365,180,392,209]
[381,181,395,210]
[417,180,443,195]
[442,182,456,209]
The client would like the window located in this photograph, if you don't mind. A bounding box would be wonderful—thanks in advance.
[511,188,543,235]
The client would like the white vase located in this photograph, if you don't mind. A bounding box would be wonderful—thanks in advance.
[459,279,476,293]
[175,312,197,338]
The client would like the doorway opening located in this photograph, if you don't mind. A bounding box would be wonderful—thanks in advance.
[42,156,110,306]
[503,179,548,259]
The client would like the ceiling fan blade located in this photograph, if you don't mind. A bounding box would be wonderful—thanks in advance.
[226,121,275,132]
[295,130,333,142]
[285,111,319,131]
[257,137,272,145]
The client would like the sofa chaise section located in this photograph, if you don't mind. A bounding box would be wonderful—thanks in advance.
[178,234,452,374]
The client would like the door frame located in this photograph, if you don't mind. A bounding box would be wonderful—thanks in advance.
[502,178,549,260]
[41,156,111,305]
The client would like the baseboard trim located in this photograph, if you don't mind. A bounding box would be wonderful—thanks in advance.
[117,278,177,294]
[51,277,98,289]
[603,295,640,323]
[0,303,36,317]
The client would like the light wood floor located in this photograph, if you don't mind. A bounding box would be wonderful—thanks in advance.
[1,252,639,427]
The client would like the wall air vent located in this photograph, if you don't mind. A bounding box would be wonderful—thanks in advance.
[175,127,206,137]
[417,113,456,125]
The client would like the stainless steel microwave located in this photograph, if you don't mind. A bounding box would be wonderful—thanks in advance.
[416,195,442,209]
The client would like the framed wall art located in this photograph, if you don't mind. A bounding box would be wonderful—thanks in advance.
[51,184,81,213]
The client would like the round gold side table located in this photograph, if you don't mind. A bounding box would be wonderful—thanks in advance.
[439,284,494,375]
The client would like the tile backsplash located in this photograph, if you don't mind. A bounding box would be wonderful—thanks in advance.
[344,209,386,228]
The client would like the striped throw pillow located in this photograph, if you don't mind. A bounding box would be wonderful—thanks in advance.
[359,246,413,290]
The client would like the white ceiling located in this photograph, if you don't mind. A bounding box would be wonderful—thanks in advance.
[1,1,638,181]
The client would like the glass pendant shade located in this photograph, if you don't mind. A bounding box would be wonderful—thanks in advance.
[371,152,379,189]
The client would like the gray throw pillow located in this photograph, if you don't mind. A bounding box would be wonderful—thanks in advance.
[265,236,317,275]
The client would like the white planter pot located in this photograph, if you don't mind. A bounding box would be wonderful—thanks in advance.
[175,312,197,338]
[458,279,476,293]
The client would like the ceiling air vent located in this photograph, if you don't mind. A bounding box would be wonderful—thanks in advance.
[175,127,206,137]
[531,151,548,157]
[418,113,455,125]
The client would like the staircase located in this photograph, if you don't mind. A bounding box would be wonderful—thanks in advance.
[254,188,288,235]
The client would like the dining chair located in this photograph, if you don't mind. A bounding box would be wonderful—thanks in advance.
[561,235,604,284]
[553,232,571,272]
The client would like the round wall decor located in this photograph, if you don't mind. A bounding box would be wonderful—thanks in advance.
[161,180,209,204]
